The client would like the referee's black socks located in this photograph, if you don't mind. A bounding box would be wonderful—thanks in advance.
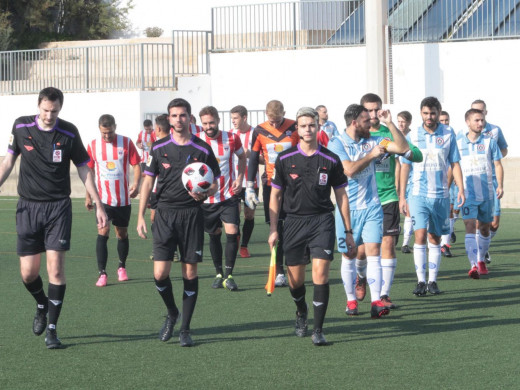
[181,277,198,332]
[290,284,307,314]
[154,277,179,319]
[241,218,255,247]
[48,283,66,329]
[313,283,329,331]
[24,275,48,310]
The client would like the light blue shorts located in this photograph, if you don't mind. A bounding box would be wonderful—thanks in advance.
[335,204,383,252]
[461,198,494,223]
[408,196,450,237]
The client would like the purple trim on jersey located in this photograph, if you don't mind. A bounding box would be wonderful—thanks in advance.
[7,149,17,156]
[16,121,36,129]
[187,136,211,155]
[56,127,76,138]
[153,134,174,151]
[279,149,300,161]
[144,170,155,177]
[76,159,90,167]
[316,151,338,163]
[271,183,282,190]
[333,182,348,190]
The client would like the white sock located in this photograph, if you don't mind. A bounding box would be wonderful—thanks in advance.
[490,230,497,240]
[440,234,450,246]
[356,258,367,278]
[477,234,491,262]
[414,244,427,283]
[341,256,356,301]
[380,258,397,297]
[428,243,441,282]
[403,217,413,246]
[366,256,382,302]
[465,233,478,267]
[449,218,455,234]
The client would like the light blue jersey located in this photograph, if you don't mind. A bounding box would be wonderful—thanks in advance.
[320,120,339,140]
[482,122,507,183]
[402,123,460,199]
[328,132,382,211]
[457,132,502,202]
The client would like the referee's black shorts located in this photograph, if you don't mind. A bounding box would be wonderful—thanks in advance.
[16,197,72,255]
[283,212,335,266]
[152,206,204,263]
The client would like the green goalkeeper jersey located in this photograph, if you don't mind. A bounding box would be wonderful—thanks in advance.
[370,125,422,205]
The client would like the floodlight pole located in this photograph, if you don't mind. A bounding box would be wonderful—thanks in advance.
[365,0,389,103]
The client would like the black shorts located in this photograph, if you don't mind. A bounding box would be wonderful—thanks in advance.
[98,203,131,228]
[382,201,401,236]
[16,197,72,255]
[283,213,335,266]
[150,192,158,210]
[152,206,204,263]
[140,162,147,173]
[263,185,286,224]
[201,197,240,233]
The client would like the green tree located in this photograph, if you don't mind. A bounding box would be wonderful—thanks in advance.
[0,0,134,50]
[0,11,13,50]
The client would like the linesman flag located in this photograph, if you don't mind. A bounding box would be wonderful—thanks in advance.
[265,243,277,296]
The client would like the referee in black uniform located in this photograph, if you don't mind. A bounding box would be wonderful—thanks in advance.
[137,98,220,347]
[0,87,108,349]
[268,107,356,346]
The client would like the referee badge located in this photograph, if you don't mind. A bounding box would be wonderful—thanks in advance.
[319,173,328,185]
[53,149,62,162]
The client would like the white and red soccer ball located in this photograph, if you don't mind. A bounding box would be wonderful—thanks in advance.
[181,162,214,193]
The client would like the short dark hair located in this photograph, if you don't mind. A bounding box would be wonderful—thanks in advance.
[98,114,116,128]
[471,99,486,109]
[440,111,450,117]
[167,98,191,116]
[38,87,64,107]
[360,93,382,106]
[420,96,442,112]
[199,106,219,119]
[154,114,170,133]
[143,119,153,127]
[344,104,368,127]
[230,105,247,117]
[397,110,412,122]
[315,105,326,111]
[465,108,483,121]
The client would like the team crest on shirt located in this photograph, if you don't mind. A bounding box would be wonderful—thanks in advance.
[477,144,485,152]
[436,137,444,145]
[118,147,124,156]
[289,173,299,180]
[362,143,371,151]
[319,173,328,185]
[53,149,62,162]
[285,131,292,136]
[162,163,171,169]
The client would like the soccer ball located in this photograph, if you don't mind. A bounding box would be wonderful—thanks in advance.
[181,162,214,193]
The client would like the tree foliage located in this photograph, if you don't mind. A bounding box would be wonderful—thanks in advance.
[144,27,163,38]
[0,0,134,50]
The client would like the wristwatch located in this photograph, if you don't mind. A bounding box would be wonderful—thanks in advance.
[345,229,353,235]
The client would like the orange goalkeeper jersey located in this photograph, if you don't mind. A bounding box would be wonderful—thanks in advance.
[251,118,298,185]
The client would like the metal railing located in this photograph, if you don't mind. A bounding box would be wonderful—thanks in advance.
[0,43,176,95]
[173,30,212,74]
[212,1,361,51]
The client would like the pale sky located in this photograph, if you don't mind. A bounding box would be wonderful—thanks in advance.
[127,0,266,37]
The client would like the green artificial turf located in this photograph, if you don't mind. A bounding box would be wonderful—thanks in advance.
[0,198,518,389]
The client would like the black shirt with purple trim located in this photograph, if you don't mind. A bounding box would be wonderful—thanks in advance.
[8,115,90,201]
[271,144,348,216]
[145,134,221,209]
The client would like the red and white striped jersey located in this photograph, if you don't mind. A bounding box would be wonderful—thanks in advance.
[136,130,156,162]
[190,123,203,135]
[87,134,141,207]
[230,126,259,188]
[195,130,244,203]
